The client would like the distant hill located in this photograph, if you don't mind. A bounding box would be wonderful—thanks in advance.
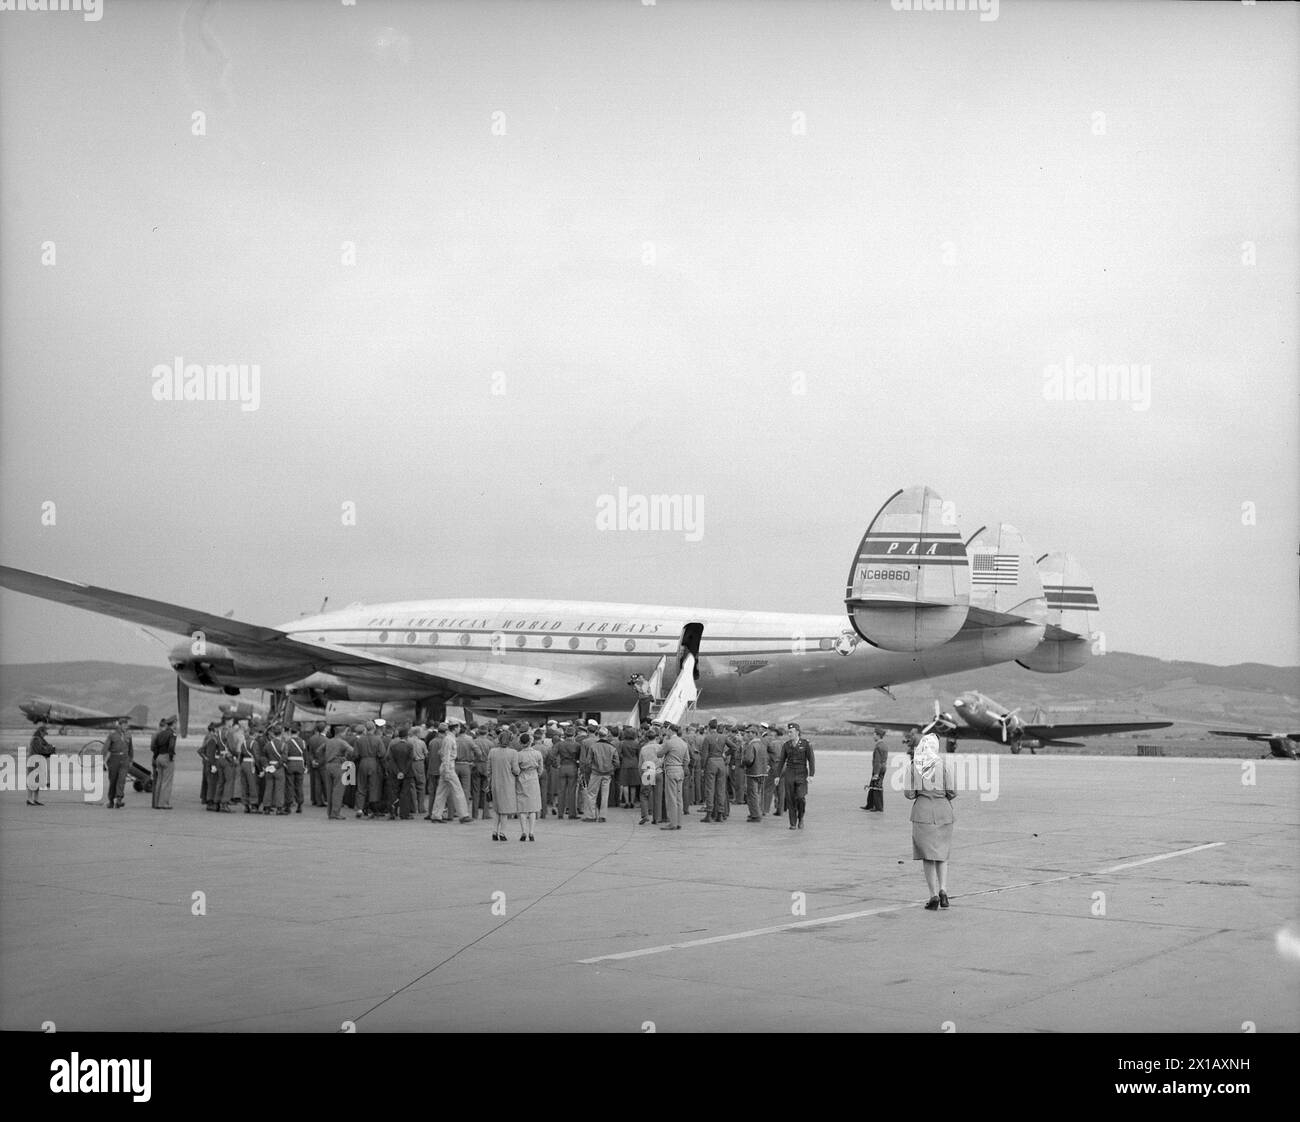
[2,653,1296,735]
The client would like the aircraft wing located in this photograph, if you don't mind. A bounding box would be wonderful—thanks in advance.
[847,719,984,738]
[0,566,597,705]
[1022,720,1172,743]
[1210,729,1298,742]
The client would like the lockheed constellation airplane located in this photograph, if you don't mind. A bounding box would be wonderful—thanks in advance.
[0,485,1111,736]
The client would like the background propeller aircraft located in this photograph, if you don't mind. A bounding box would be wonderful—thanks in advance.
[852,691,1172,753]
[1,485,1117,736]
[1209,728,1299,760]
[18,697,148,733]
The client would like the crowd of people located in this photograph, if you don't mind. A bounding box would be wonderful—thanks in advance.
[185,715,819,833]
[27,708,957,903]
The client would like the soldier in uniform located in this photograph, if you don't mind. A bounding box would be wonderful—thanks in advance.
[555,724,581,820]
[765,724,785,817]
[200,722,221,809]
[354,722,385,818]
[227,719,255,811]
[726,722,746,809]
[103,716,134,809]
[865,727,888,812]
[454,721,475,817]
[386,725,416,819]
[700,719,729,823]
[282,724,307,813]
[429,721,471,822]
[743,724,767,822]
[216,719,240,812]
[321,727,353,820]
[150,715,178,809]
[260,724,288,814]
[775,722,816,829]
[411,726,429,815]
[306,721,328,807]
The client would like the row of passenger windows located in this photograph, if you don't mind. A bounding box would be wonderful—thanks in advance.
[370,631,640,651]
[361,632,840,651]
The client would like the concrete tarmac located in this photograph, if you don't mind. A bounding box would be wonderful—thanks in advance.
[2,747,1296,1032]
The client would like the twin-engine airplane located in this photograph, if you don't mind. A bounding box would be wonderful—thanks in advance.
[0,485,1111,736]
[18,698,149,732]
[852,692,1172,753]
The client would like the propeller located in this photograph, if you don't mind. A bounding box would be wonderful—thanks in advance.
[993,708,1021,742]
[176,677,190,738]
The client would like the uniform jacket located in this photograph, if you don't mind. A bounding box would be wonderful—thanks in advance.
[777,737,815,780]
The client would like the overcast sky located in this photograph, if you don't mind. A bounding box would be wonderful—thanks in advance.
[1,0,1296,670]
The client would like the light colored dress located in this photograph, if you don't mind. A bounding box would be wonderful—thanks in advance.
[488,746,520,814]
[514,746,543,813]
[904,743,956,860]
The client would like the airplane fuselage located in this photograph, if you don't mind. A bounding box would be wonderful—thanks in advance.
[19,698,140,730]
[175,599,1047,716]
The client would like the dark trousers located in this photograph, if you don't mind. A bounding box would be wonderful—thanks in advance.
[309,765,326,806]
[391,774,414,818]
[866,777,884,812]
[357,758,383,812]
[470,771,490,818]
[106,756,129,803]
[558,764,579,818]
[325,766,345,817]
[285,768,305,808]
[705,758,728,820]
[784,775,808,827]
[639,782,657,822]
[746,774,764,819]
[262,769,285,810]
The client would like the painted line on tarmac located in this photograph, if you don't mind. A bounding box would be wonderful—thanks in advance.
[577,841,1226,964]
[1098,841,1224,873]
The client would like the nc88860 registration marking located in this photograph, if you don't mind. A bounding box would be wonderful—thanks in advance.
[859,568,912,582]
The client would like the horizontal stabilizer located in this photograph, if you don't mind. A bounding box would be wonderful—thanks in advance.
[845,486,969,652]
[1016,552,1101,674]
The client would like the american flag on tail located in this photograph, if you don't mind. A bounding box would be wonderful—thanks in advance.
[972,552,1019,586]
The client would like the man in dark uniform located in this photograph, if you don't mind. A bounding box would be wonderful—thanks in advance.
[865,727,888,812]
[761,724,781,815]
[726,722,745,809]
[775,722,815,830]
[555,724,581,820]
[103,716,134,809]
[354,722,385,818]
[27,722,54,806]
[743,724,767,822]
[233,719,259,812]
[215,718,239,812]
[306,721,328,806]
[260,724,288,814]
[150,716,177,809]
[453,721,475,817]
[199,721,221,807]
[386,725,416,819]
[700,719,729,823]
[471,723,494,819]
[282,724,307,812]
[321,728,353,820]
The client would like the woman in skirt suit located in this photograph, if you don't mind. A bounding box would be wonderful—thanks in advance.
[514,733,543,842]
[903,725,957,910]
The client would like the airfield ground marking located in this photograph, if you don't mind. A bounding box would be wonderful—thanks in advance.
[576,841,1227,965]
